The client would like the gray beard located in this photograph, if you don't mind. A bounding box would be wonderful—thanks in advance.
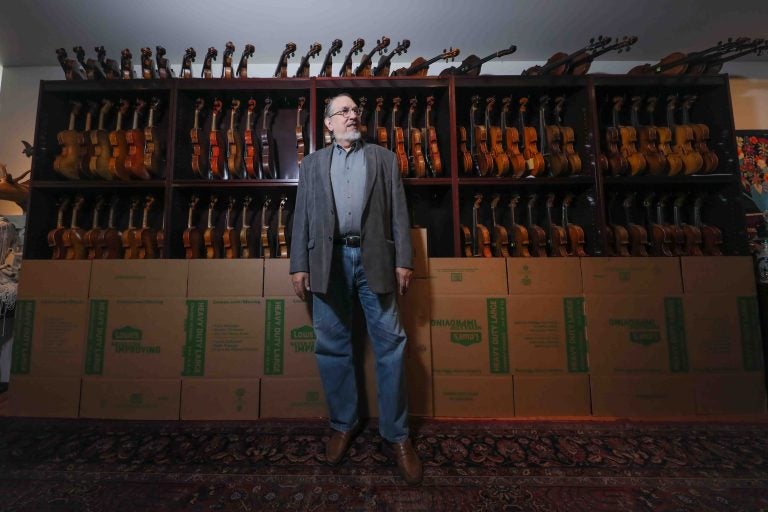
[334,129,361,144]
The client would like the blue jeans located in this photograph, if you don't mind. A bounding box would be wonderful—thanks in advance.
[312,245,409,443]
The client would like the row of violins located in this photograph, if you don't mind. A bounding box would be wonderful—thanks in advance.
[602,94,718,177]
[55,36,767,82]
[461,191,724,258]
[460,95,582,178]
[53,98,164,181]
[45,193,292,260]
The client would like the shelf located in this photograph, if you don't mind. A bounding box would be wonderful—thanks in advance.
[31,179,167,189]
[172,179,298,188]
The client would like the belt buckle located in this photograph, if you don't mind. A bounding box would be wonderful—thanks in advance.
[345,235,360,247]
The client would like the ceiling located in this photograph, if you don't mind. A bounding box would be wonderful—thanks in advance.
[0,0,767,70]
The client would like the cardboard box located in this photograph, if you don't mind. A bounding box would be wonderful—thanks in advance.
[18,260,91,298]
[681,256,757,295]
[508,296,587,374]
[262,297,318,377]
[433,376,514,418]
[79,378,180,420]
[187,259,264,297]
[11,298,88,378]
[89,260,188,297]
[431,296,510,376]
[183,297,265,377]
[506,258,582,295]
[84,297,187,378]
[260,376,327,418]
[590,375,696,417]
[263,259,292,296]
[411,227,429,279]
[398,278,430,343]
[684,294,764,373]
[180,378,261,420]
[585,295,689,374]
[7,377,81,418]
[581,258,682,295]
[694,373,767,414]
[513,375,591,416]
[428,258,507,295]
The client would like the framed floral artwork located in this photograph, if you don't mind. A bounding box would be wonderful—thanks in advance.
[736,131,768,211]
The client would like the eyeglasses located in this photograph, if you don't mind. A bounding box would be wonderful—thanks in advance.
[329,107,362,118]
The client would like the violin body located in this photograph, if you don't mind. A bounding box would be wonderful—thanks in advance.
[475,224,493,258]
[656,126,684,176]
[488,125,510,176]
[544,125,569,176]
[209,116,227,179]
[457,126,474,174]
[183,227,203,258]
[108,129,131,180]
[527,224,548,257]
[492,223,510,257]
[473,125,494,176]
[425,125,442,176]
[503,126,526,177]
[608,224,631,256]
[627,223,650,256]
[636,125,667,175]
[125,126,149,180]
[409,128,427,178]
[222,226,240,259]
[522,127,545,176]
[459,225,473,257]
[89,128,112,180]
[673,124,704,175]
[619,125,647,176]
[604,127,629,176]
[559,125,582,174]
[393,127,409,177]
[690,123,719,173]
[53,129,84,180]
[701,224,723,256]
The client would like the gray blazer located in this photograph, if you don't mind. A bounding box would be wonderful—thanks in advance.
[289,142,412,295]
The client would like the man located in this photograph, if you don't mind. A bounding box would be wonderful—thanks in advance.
[289,93,422,485]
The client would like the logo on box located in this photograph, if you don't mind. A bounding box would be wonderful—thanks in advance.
[290,325,316,340]
[629,331,661,346]
[113,326,142,341]
[450,272,463,282]
[450,332,482,347]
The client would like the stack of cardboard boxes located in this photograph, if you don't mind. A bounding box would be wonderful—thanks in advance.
[7,232,766,419]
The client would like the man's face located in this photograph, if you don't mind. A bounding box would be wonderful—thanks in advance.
[325,96,360,146]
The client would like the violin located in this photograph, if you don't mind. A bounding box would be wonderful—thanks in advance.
[613,96,647,176]
[338,38,364,78]
[440,44,517,76]
[221,42,235,79]
[457,126,473,175]
[562,193,587,256]
[260,196,272,258]
[90,103,116,180]
[604,96,630,176]
[518,98,545,176]
[668,95,703,175]
[143,97,163,177]
[296,97,308,167]
[553,96,582,174]
[490,194,510,257]
[95,46,120,79]
[545,194,569,257]
[372,39,410,77]
[354,36,390,77]
[108,99,132,180]
[525,195,548,257]
[62,195,87,260]
[203,195,221,259]
[84,196,106,259]
[73,46,103,80]
[53,101,85,180]
[277,195,290,258]
[180,47,196,79]
[643,193,674,257]
[539,95,569,176]
[522,36,609,76]
[673,194,703,256]
[318,39,343,77]
[140,47,158,79]
[459,224,474,258]
[567,36,637,75]
[56,48,86,80]
[243,99,260,178]
[357,96,369,141]
[273,42,297,78]
[649,96,683,176]
[156,45,174,79]
[694,194,723,256]
[374,97,389,149]
[226,99,245,179]
[500,97,526,177]
[486,97,511,177]
[47,197,71,259]
[239,196,256,258]
[80,102,97,178]
[295,42,322,78]
[260,98,275,178]
[390,98,410,177]
[201,47,217,79]
[658,194,687,256]
[392,48,459,77]
[472,194,493,258]
[222,197,240,259]
[120,48,135,79]
[470,95,493,176]
[407,98,427,178]
[681,95,718,173]
[606,193,630,257]
[124,98,150,180]
[209,98,227,179]
[190,98,208,178]
[629,95,666,176]
[136,195,158,259]
[424,96,443,176]
[236,44,255,78]
[121,197,141,259]
[508,195,531,257]
[622,193,649,257]
[100,196,123,259]
[183,195,203,259]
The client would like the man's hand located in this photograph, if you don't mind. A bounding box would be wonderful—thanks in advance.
[291,272,311,301]
[395,267,413,296]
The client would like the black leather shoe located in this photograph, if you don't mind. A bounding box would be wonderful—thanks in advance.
[325,427,360,464]
[391,438,423,485]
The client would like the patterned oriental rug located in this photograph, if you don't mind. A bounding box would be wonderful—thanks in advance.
[0,417,767,512]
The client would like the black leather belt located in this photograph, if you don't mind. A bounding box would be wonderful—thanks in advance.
[333,235,361,247]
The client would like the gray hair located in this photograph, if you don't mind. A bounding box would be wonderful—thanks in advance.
[324,93,356,119]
